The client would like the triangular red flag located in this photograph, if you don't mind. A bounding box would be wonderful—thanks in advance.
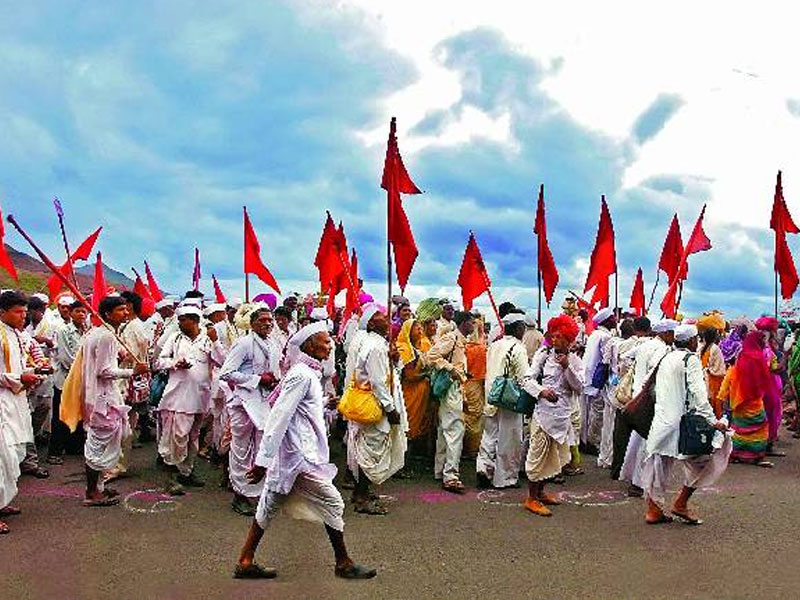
[574,294,597,335]
[144,261,163,302]
[47,227,102,301]
[630,268,646,316]
[534,184,559,304]
[457,232,491,311]
[775,231,799,300]
[243,207,281,294]
[132,270,153,301]
[343,248,360,322]
[382,118,421,291]
[583,196,617,306]
[91,251,106,326]
[660,205,712,317]
[771,171,800,234]
[212,274,227,303]
[658,215,685,283]
[0,206,18,281]
[314,212,343,291]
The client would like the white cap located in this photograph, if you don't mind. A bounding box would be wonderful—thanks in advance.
[310,306,329,321]
[593,307,614,325]
[652,318,679,333]
[32,293,48,303]
[228,297,243,309]
[176,305,202,318]
[57,295,76,306]
[155,299,174,309]
[524,312,538,327]
[181,297,202,307]
[291,321,329,348]
[675,324,698,342]
[501,312,525,325]
[203,303,226,317]
[359,304,381,330]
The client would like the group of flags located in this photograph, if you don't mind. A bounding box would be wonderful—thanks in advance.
[0,120,796,325]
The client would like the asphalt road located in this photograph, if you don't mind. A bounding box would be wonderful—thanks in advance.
[5,430,800,600]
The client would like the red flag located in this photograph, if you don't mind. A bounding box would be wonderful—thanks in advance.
[457,232,491,311]
[132,271,152,301]
[47,227,102,301]
[243,207,281,294]
[326,223,354,318]
[0,206,18,281]
[583,196,617,306]
[382,117,421,291]
[630,268,646,316]
[314,212,342,291]
[658,215,685,282]
[213,274,227,303]
[775,231,799,300]
[534,184,559,304]
[343,248,360,322]
[91,251,106,326]
[144,261,163,302]
[660,205,712,317]
[574,294,597,335]
[771,171,800,234]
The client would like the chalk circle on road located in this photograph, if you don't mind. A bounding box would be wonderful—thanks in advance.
[477,490,521,508]
[123,488,181,514]
[477,489,630,508]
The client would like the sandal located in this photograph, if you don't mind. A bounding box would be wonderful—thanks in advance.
[22,467,49,479]
[442,480,466,495]
[0,505,21,516]
[335,563,377,580]
[765,450,787,457]
[756,460,774,468]
[83,496,120,508]
[233,563,277,579]
[562,465,584,476]
[46,456,64,465]
[353,499,388,516]
[646,512,673,525]
[671,509,703,525]
[0,520,8,534]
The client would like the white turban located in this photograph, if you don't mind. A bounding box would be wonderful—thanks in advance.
[592,307,614,325]
[176,305,202,318]
[501,312,525,325]
[203,303,226,317]
[310,306,329,321]
[155,299,174,310]
[675,324,698,342]
[359,304,381,330]
[57,295,76,306]
[652,319,679,334]
[291,321,329,348]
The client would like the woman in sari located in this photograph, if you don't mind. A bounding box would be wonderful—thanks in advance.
[396,319,434,446]
[699,327,726,418]
[718,331,772,467]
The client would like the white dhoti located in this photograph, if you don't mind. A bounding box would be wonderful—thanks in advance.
[597,390,617,468]
[620,432,647,487]
[158,411,203,476]
[476,408,523,488]
[0,425,20,509]
[256,471,345,532]
[84,404,131,472]
[347,421,406,486]
[228,404,263,498]
[525,417,572,483]
[434,383,465,483]
[1,391,33,464]
[640,435,733,509]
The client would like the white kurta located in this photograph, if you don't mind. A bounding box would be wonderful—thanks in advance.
[581,326,612,445]
[476,336,528,488]
[156,331,225,415]
[347,332,407,485]
[0,322,31,465]
[81,326,133,471]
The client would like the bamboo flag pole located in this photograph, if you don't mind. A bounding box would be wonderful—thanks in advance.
[646,270,661,314]
[7,214,146,366]
[54,197,79,290]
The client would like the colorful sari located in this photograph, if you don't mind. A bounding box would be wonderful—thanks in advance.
[719,332,770,461]
[397,320,433,441]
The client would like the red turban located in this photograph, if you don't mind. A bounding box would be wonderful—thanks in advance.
[754,316,779,333]
[547,314,580,344]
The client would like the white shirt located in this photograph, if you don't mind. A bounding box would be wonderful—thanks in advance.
[582,326,612,395]
[484,336,528,417]
[81,326,132,420]
[628,337,671,396]
[155,331,225,414]
[524,347,584,444]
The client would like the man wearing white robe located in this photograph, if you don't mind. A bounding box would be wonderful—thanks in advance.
[347,306,407,513]
[581,307,616,453]
[0,291,43,532]
[82,296,148,506]
[477,312,529,489]
[156,305,225,486]
[233,323,375,580]
[641,324,731,525]
[618,319,677,495]
[220,307,282,516]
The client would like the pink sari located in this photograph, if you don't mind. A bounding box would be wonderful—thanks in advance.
[762,347,783,443]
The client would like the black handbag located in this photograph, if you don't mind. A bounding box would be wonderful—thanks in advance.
[678,354,716,455]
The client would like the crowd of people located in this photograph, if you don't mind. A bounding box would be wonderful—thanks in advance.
[1,285,798,579]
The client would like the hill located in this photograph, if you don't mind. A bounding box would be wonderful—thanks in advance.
[1,244,134,296]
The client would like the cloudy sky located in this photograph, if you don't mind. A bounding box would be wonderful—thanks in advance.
[2,1,800,319]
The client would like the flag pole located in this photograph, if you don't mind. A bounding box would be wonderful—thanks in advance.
[7,214,145,365]
[243,206,250,303]
[676,281,685,316]
[614,271,619,317]
[53,197,79,290]
[775,267,779,318]
[647,270,661,313]
[537,265,542,330]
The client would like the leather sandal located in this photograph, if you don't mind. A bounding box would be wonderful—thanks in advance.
[335,563,377,580]
[233,563,277,579]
